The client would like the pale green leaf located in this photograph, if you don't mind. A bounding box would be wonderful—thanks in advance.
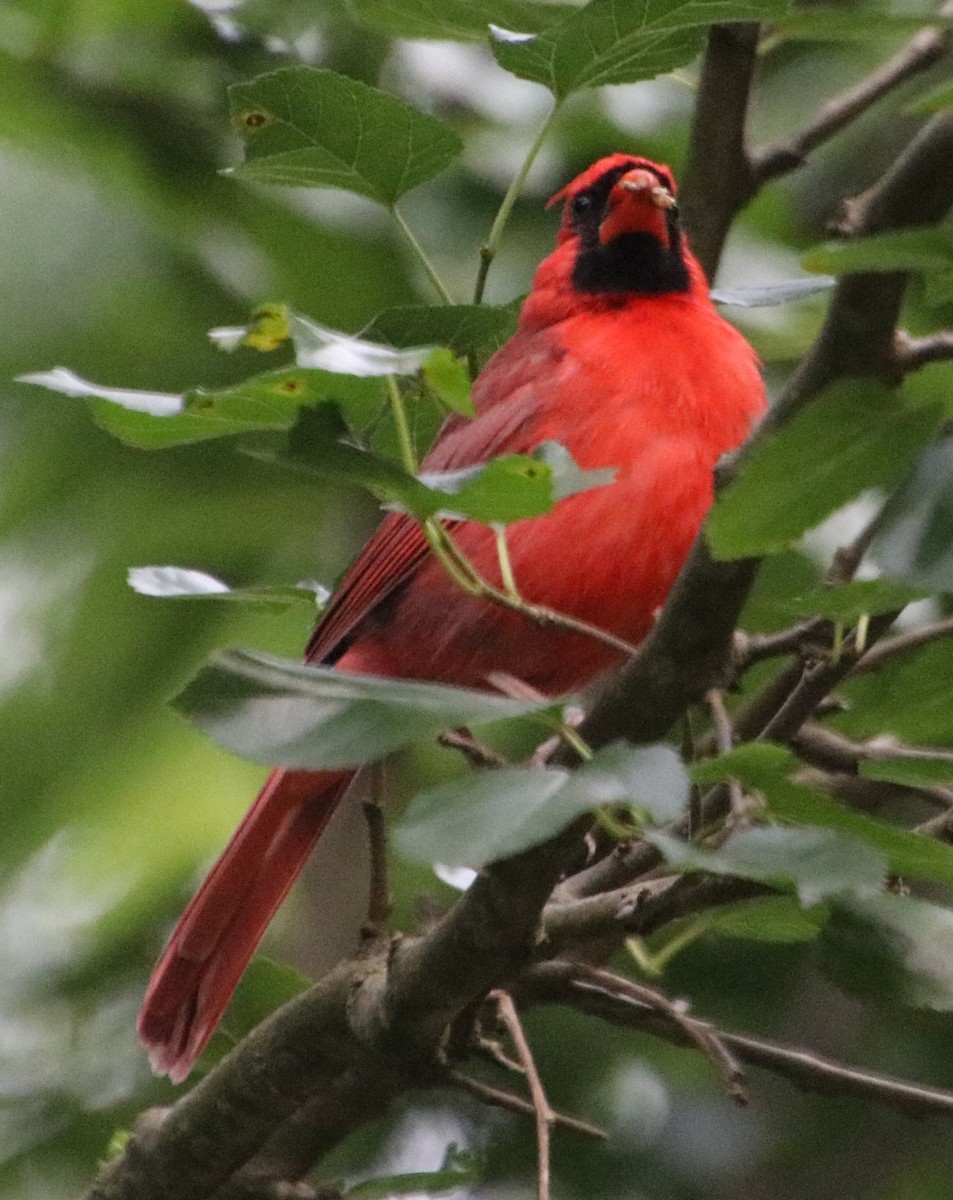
[175,648,546,769]
[395,743,689,867]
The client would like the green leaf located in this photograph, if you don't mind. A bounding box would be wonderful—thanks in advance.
[767,777,953,888]
[347,0,563,41]
[923,270,953,307]
[283,406,614,523]
[650,825,886,906]
[364,302,520,359]
[708,380,945,559]
[175,648,547,769]
[822,892,953,1010]
[707,895,829,943]
[803,227,953,276]
[419,440,616,521]
[873,439,953,591]
[710,277,836,307]
[774,8,953,42]
[836,638,953,748]
[490,0,789,99]
[228,67,462,205]
[128,566,327,611]
[422,348,475,416]
[395,742,689,867]
[696,743,953,887]
[346,1148,479,1199]
[907,79,953,115]
[20,363,387,450]
[762,579,928,623]
[859,756,953,788]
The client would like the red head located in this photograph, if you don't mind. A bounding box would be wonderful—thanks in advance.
[546,154,691,297]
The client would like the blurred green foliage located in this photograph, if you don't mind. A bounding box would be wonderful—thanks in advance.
[5,1,953,1198]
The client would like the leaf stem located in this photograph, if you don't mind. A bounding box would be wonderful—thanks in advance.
[392,205,454,304]
[473,103,560,304]
[386,375,417,474]
[493,524,520,599]
[421,520,640,659]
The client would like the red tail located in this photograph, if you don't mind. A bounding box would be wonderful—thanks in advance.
[137,767,352,1082]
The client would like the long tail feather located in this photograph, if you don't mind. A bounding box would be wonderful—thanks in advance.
[137,767,352,1082]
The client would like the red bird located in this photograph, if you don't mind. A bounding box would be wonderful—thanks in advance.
[139,155,766,1081]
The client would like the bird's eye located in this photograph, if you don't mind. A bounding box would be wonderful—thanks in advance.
[570,193,593,218]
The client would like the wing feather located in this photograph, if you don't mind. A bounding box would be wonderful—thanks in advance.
[304,334,560,665]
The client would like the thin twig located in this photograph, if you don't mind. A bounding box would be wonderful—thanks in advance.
[473,1033,525,1075]
[491,991,555,1200]
[361,771,392,940]
[392,205,453,304]
[474,104,559,304]
[438,729,510,769]
[733,619,828,671]
[447,1070,607,1141]
[853,615,953,675]
[796,766,953,814]
[752,20,950,185]
[706,689,746,818]
[582,969,747,1105]
[521,962,953,1117]
[894,329,953,373]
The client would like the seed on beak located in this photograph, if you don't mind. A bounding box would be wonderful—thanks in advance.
[620,175,676,209]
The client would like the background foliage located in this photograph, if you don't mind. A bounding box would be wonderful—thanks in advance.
[5,1,953,1198]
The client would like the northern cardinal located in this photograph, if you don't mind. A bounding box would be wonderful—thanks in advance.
[139,154,766,1081]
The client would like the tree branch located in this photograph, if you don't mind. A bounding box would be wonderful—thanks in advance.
[88,63,953,1200]
[751,21,950,186]
[520,962,953,1118]
[680,23,760,278]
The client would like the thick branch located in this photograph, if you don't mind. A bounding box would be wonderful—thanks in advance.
[681,23,760,278]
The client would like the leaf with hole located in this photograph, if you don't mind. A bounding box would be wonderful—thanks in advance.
[228,67,462,205]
